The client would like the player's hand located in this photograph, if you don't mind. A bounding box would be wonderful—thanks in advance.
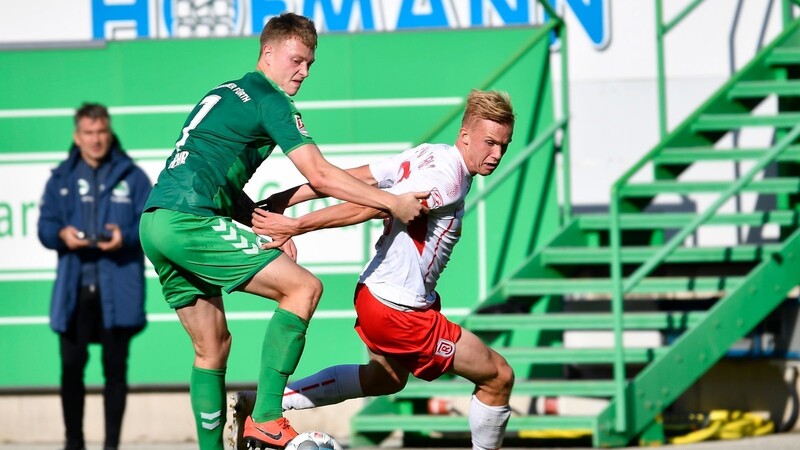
[252,208,298,249]
[59,225,91,250]
[257,192,289,215]
[97,224,123,252]
[390,191,430,224]
[280,238,298,261]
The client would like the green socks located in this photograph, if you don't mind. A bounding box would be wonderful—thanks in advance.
[252,308,308,422]
[190,366,226,450]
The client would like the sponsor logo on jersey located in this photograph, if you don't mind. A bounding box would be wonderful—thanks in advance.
[168,150,189,169]
[418,155,435,170]
[435,338,455,358]
[294,114,309,136]
[216,82,251,102]
[429,188,443,208]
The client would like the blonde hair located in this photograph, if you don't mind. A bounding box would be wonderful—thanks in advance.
[461,90,515,129]
[259,12,318,57]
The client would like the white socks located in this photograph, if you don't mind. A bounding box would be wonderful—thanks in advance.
[469,395,511,450]
[282,364,363,410]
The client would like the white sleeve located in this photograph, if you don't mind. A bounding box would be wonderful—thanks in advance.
[368,145,421,188]
[375,145,462,210]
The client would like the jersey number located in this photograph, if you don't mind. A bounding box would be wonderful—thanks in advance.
[175,94,221,151]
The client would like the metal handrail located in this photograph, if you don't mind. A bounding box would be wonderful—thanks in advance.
[655,0,800,139]
[602,2,800,433]
[618,125,800,294]
[609,123,800,431]
[654,0,707,139]
[784,0,800,26]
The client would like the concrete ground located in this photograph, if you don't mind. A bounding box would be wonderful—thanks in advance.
[2,431,799,450]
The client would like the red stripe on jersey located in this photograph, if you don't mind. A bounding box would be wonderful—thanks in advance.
[425,218,455,277]
[408,213,429,255]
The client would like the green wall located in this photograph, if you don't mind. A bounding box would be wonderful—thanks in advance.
[0,26,557,388]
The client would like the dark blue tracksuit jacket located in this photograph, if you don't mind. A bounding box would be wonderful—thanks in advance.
[37,139,152,333]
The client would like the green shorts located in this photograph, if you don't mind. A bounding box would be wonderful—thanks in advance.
[140,208,282,309]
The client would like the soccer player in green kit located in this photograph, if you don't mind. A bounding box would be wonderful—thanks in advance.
[139,12,428,450]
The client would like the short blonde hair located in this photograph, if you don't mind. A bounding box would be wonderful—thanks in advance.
[461,90,515,130]
[259,12,318,57]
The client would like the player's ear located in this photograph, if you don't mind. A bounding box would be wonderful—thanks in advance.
[261,44,272,61]
[458,127,470,147]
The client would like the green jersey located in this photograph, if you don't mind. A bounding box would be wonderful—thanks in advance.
[145,71,315,217]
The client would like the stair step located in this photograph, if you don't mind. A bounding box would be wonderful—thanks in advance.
[465,312,706,331]
[353,414,595,433]
[654,146,800,163]
[502,277,741,295]
[729,79,800,98]
[767,47,800,65]
[619,178,800,196]
[499,347,664,365]
[578,211,799,229]
[395,380,616,398]
[541,245,780,264]
[692,112,800,130]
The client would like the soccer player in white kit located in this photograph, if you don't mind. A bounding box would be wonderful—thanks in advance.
[252,90,516,450]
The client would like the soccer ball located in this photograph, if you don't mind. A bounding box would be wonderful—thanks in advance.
[285,431,343,450]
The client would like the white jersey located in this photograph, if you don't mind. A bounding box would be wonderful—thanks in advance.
[358,143,473,310]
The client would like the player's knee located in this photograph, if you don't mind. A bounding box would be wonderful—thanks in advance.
[193,330,232,366]
[494,358,515,395]
[221,330,233,357]
[298,273,323,309]
[362,363,408,396]
[483,355,514,396]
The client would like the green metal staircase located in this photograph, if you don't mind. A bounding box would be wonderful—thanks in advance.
[350,5,800,448]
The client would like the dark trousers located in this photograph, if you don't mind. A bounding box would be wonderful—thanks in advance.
[59,286,134,449]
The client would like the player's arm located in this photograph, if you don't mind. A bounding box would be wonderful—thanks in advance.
[286,144,426,224]
[263,164,376,213]
[252,201,387,249]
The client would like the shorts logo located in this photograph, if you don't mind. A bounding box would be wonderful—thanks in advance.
[211,218,259,255]
[435,338,455,358]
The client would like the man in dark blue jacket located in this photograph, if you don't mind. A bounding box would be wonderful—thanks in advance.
[38,103,152,450]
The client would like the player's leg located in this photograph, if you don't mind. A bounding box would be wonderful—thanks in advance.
[451,329,515,450]
[282,350,409,410]
[238,253,322,448]
[141,212,231,450]
[176,296,231,450]
[140,210,312,449]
